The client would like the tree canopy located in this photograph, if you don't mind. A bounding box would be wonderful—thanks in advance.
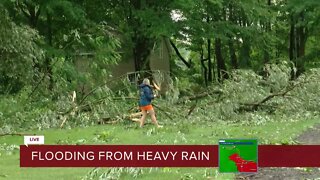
[0,0,319,92]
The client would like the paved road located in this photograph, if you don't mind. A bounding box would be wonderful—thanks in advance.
[236,124,320,180]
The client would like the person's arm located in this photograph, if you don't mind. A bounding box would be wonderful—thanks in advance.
[152,81,161,91]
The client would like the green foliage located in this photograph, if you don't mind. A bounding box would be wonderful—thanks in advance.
[280,68,320,113]
[1,0,320,159]
[0,88,59,131]
[159,63,320,126]
[1,58,319,144]
[83,167,144,180]
[0,7,44,93]
[196,65,319,123]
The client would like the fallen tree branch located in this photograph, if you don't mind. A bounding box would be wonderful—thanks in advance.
[239,79,308,111]
[77,74,129,106]
[186,103,197,118]
[60,92,78,128]
[85,97,138,107]
[103,120,120,124]
[59,114,70,128]
[78,69,166,106]
[153,104,174,120]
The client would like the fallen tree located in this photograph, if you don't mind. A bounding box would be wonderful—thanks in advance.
[238,76,310,112]
[59,96,175,128]
[58,67,317,126]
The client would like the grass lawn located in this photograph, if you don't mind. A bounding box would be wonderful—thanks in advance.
[0,118,319,180]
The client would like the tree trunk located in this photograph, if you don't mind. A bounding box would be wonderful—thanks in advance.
[228,3,238,69]
[207,39,212,82]
[130,0,153,77]
[239,14,251,68]
[206,3,213,83]
[228,39,238,69]
[28,4,40,28]
[46,11,53,91]
[215,38,228,82]
[133,36,152,72]
[289,15,295,61]
[297,12,306,58]
[263,50,270,64]
[297,26,306,58]
[200,47,208,86]
[289,12,307,79]
[295,12,306,76]
[264,0,271,64]
[19,2,40,28]
[239,39,251,68]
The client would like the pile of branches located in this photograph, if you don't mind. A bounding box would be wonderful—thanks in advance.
[56,65,320,127]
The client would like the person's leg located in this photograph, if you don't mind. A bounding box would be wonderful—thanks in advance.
[139,110,147,127]
[148,108,162,128]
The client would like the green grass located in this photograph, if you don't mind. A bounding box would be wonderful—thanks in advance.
[0,118,319,180]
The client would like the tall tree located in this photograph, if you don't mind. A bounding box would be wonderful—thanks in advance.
[0,6,43,93]
[99,0,175,74]
[287,0,320,78]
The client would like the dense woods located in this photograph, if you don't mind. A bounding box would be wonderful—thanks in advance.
[0,0,320,130]
[1,0,319,94]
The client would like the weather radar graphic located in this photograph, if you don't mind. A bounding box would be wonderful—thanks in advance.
[219,139,258,173]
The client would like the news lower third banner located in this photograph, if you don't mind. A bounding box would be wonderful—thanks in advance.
[20,145,320,167]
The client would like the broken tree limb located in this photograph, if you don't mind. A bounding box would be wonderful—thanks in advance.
[131,118,140,122]
[78,70,165,106]
[28,58,60,99]
[186,103,197,118]
[78,74,129,106]
[101,119,120,124]
[60,91,78,128]
[239,79,308,111]
[152,104,174,120]
[169,40,191,68]
[129,112,142,118]
[59,95,139,128]
[59,115,69,128]
[122,112,141,123]
[59,96,137,116]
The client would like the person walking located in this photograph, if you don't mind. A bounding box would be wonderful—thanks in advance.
[138,78,162,128]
